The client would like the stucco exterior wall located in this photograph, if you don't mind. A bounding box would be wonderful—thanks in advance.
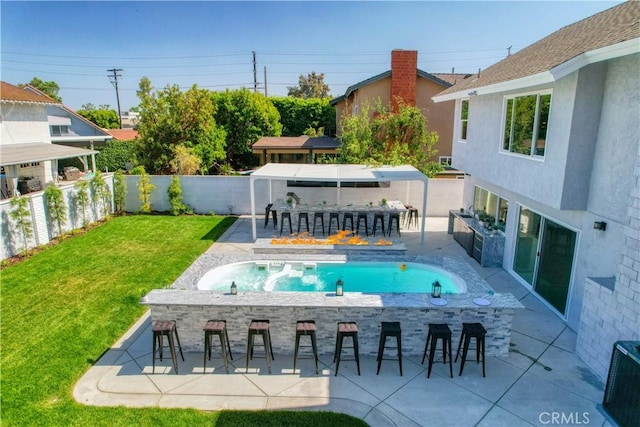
[0,103,51,144]
[417,78,454,158]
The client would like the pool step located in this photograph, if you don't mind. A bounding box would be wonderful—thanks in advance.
[303,262,317,271]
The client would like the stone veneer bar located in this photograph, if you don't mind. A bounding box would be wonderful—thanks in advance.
[143,253,524,358]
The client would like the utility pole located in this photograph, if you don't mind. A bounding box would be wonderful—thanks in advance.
[507,46,512,56]
[252,51,258,93]
[107,68,123,129]
[264,66,268,97]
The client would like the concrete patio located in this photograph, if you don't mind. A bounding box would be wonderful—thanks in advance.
[74,216,608,426]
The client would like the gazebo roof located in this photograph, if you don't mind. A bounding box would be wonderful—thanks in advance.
[250,163,428,183]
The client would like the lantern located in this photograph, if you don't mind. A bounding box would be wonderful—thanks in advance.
[432,280,442,298]
[230,281,238,295]
[336,279,344,296]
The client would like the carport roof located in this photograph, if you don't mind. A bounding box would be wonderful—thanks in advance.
[0,143,98,166]
[249,163,428,183]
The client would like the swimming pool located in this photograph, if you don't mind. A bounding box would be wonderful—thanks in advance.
[196,261,467,294]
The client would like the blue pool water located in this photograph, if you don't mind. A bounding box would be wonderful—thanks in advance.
[196,261,467,294]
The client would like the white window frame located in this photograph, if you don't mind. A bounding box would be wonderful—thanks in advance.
[439,156,452,166]
[500,89,552,159]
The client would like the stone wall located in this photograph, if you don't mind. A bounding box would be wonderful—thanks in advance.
[576,147,640,380]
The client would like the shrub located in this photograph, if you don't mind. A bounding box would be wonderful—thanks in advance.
[96,140,137,172]
[43,183,67,238]
[137,168,154,213]
[167,175,192,216]
[74,180,90,228]
[113,170,127,214]
[9,193,33,256]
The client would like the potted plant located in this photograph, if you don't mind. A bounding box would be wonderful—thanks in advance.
[286,197,293,207]
[381,198,387,206]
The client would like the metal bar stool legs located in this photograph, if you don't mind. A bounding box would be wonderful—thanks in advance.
[421,323,453,378]
[297,212,310,234]
[376,321,402,375]
[388,212,401,237]
[333,321,360,376]
[355,212,369,236]
[280,211,292,235]
[342,212,354,232]
[152,320,184,374]
[293,320,319,374]
[372,213,386,236]
[312,212,325,236]
[246,319,274,374]
[203,319,233,373]
[455,322,487,377]
[328,212,340,235]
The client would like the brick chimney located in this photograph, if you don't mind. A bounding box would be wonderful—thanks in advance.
[390,50,417,112]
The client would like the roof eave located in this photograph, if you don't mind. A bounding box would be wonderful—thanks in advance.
[433,38,640,103]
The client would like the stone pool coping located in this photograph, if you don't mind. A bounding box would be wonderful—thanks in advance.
[253,238,407,255]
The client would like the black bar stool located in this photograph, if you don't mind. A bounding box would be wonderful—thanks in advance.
[388,212,401,237]
[372,212,386,236]
[328,212,340,235]
[280,211,293,235]
[293,320,319,374]
[333,321,360,376]
[152,320,184,374]
[376,321,402,376]
[312,212,325,236]
[455,322,487,377]
[355,212,369,236]
[203,319,233,373]
[297,211,310,234]
[246,319,275,373]
[264,203,277,229]
[405,206,419,229]
[342,212,354,232]
[421,323,453,378]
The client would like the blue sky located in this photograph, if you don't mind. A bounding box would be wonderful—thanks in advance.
[1,1,622,111]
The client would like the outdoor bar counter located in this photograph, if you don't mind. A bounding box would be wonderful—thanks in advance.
[142,253,524,358]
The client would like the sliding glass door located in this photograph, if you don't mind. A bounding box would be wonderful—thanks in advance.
[513,207,577,316]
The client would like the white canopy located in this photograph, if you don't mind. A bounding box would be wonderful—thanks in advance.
[249,163,429,242]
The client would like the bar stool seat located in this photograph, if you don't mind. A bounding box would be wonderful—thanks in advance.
[246,319,274,373]
[328,212,340,235]
[297,211,310,234]
[152,320,184,374]
[355,212,369,236]
[421,323,453,378]
[312,212,325,236]
[334,321,360,376]
[293,320,319,374]
[280,211,293,235]
[342,212,354,232]
[203,319,233,373]
[455,322,487,377]
[388,212,401,237]
[376,321,403,375]
[372,212,386,236]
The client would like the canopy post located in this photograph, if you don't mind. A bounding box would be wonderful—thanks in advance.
[420,179,428,244]
[250,176,257,241]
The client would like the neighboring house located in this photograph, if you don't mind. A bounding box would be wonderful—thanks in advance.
[120,110,139,129]
[330,49,471,164]
[22,85,113,150]
[252,136,340,165]
[0,81,98,199]
[433,1,639,380]
[104,128,139,141]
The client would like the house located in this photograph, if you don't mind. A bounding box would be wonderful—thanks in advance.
[252,136,340,165]
[433,1,639,380]
[104,128,139,141]
[330,49,471,164]
[0,81,99,198]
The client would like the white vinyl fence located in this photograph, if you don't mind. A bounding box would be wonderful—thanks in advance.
[1,173,114,260]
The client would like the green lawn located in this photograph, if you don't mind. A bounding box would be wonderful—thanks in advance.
[1,215,367,426]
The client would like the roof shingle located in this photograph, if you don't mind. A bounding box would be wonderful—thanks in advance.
[0,81,61,104]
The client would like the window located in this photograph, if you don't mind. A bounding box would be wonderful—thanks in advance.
[502,91,551,157]
[439,156,452,166]
[50,125,71,136]
[473,185,508,231]
[459,99,469,141]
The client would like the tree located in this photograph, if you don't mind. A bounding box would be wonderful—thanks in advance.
[287,72,331,99]
[167,175,192,216]
[134,77,226,175]
[19,77,62,102]
[170,144,201,175]
[270,97,336,136]
[77,104,120,129]
[137,167,155,213]
[212,88,282,170]
[43,183,67,239]
[113,170,127,215]
[9,193,33,256]
[338,100,443,177]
